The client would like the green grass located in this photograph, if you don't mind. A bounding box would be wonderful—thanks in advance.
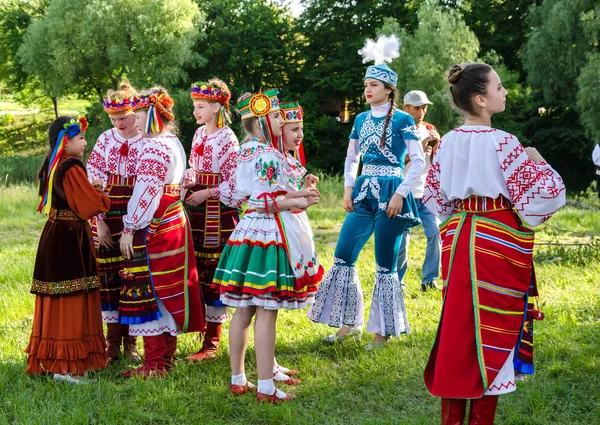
[0,98,92,186]
[0,181,598,424]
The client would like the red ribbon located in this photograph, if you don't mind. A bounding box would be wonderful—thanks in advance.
[256,191,287,217]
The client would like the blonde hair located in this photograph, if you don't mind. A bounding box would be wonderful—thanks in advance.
[106,80,138,100]
[237,92,257,142]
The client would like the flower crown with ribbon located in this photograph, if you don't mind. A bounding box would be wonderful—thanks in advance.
[359,34,401,87]
[37,117,88,215]
[236,89,280,121]
[103,96,138,115]
[190,82,231,106]
[133,93,175,133]
[279,100,303,124]
[190,82,232,128]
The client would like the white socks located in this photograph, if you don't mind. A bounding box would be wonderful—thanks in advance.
[274,357,292,375]
[231,372,247,386]
[273,371,290,382]
[258,378,275,395]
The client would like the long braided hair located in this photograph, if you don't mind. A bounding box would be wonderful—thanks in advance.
[379,83,398,148]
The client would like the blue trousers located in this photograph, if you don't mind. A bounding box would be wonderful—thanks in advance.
[308,198,411,336]
[396,198,441,284]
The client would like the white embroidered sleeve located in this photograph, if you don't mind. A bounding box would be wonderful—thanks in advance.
[86,133,108,187]
[344,138,361,188]
[215,132,242,208]
[423,143,453,221]
[496,134,566,226]
[395,138,426,197]
[122,140,171,234]
[86,133,109,220]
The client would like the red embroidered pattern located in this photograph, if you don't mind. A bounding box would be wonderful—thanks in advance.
[496,132,514,153]
[424,161,450,216]
[453,128,497,134]
[500,144,524,172]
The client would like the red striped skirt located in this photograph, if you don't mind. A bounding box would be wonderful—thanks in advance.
[119,188,205,333]
[424,196,535,398]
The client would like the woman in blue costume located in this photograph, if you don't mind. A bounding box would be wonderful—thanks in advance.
[308,35,426,348]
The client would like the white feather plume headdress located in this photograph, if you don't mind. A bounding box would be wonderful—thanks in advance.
[358,34,401,65]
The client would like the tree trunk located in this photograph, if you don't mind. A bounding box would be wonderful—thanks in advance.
[52,97,59,118]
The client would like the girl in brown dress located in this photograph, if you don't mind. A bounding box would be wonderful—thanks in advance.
[26,116,110,383]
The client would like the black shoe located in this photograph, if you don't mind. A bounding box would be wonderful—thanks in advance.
[421,281,441,292]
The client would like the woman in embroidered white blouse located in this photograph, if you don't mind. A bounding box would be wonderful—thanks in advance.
[422,63,565,425]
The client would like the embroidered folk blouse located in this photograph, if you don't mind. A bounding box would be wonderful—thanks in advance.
[423,126,566,226]
[234,139,288,211]
[122,133,187,234]
[188,126,241,208]
[87,128,145,185]
[344,102,426,199]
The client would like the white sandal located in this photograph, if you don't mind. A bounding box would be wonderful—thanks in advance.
[323,326,362,343]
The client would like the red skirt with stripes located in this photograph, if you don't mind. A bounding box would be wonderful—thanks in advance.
[119,191,205,333]
[424,196,535,398]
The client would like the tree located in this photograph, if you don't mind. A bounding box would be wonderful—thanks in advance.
[191,0,298,93]
[522,0,597,108]
[285,0,421,173]
[0,0,47,93]
[443,0,543,77]
[522,0,599,188]
[296,0,420,110]
[380,2,480,134]
[19,0,205,110]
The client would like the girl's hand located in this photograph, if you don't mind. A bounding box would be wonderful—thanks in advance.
[297,187,320,198]
[343,186,354,213]
[185,189,211,207]
[182,169,195,189]
[525,147,545,163]
[96,219,115,248]
[295,197,309,210]
[386,193,404,218]
[304,174,319,188]
[120,233,135,260]
[306,195,320,208]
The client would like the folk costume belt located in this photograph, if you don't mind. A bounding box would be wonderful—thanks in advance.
[194,173,222,249]
[362,164,401,177]
[453,195,512,214]
[49,208,80,221]
[194,172,222,186]
[163,184,181,197]
[107,174,135,187]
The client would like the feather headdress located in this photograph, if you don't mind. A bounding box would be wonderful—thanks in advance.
[358,34,401,65]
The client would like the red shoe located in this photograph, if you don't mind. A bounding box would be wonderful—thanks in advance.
[187,349,217,361]
[282,368,300,377]
[229,382,256,396]
[256,389,296,403]
[442,398,467,425]
[187,322,222,362]
[106,323,124,362]
[468,395,499,425]
[123,335,168,378]
[163,334,178,371]
[122,364,167,379]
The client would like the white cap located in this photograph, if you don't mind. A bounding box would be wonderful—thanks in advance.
[403,90,433,107]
